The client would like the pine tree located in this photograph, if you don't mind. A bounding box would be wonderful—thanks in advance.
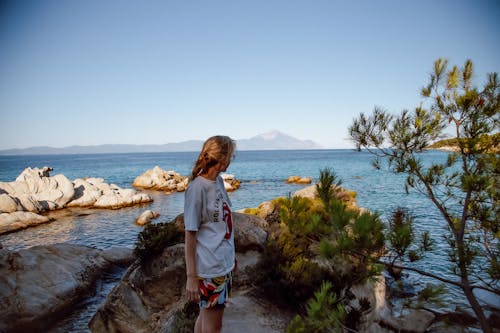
[349,58,499,332]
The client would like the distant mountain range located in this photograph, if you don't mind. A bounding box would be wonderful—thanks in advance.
[0,130,323,155]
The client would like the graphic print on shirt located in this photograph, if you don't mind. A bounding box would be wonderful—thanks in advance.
[213,190,224,222]
[223,202,232,239]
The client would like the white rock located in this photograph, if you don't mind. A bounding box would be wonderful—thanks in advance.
[0,211,50,234]
[133,166,188,192]
[66,178,102,207]
[0,194,19,213]
[135,210,160,226]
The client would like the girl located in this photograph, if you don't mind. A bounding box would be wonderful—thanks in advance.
[184,135,236,333]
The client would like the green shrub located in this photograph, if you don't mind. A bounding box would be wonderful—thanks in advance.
[134,222,183,263]
[286,281,346,333]
[252,168,385,328]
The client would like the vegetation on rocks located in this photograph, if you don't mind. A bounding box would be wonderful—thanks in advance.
[134,222,183,263]
[427,133,499,153]
[251,169,386,332]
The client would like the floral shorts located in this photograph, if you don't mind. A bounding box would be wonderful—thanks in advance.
[198,272,232,309]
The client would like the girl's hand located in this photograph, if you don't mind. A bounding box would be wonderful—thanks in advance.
[186,276,200,303]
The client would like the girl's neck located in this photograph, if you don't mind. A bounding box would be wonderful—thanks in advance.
[200,168,218,181]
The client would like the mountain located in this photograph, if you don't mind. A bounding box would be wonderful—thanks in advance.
[237,130,322,150]
[0,130,322,155]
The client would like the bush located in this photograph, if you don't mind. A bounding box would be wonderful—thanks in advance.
[134,222,183,263]
[286,281,346,333]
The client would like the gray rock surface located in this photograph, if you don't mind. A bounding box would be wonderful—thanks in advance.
[0,243,132,332]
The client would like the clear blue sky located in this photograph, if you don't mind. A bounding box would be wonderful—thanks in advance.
[1,0,499,149]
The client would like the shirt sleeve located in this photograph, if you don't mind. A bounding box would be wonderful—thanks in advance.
[184,181,203,231]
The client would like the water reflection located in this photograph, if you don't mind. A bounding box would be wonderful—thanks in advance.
[0,191,185,251]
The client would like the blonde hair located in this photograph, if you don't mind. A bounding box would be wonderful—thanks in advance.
[191,135,236,179]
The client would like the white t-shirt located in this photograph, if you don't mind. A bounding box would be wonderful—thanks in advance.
[184,175,235,278]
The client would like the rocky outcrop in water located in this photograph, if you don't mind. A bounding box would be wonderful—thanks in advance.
[0,167,153,234]
[286,175,312,184]
[135,210,160,226]
[221,173,241,192]
[133,166,241,193]
[0,243,135,332]
[133,166,189,193]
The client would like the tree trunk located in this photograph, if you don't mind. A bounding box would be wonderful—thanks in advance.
[460,259,492,332]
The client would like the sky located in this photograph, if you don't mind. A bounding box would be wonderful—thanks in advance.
[1,0,499,150]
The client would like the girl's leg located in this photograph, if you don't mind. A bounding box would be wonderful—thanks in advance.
[194,313,202,333]
[198,307,224,333]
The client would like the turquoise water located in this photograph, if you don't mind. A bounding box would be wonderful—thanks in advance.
[0,149,476,331]
[0,149,450,275]
[0,149,445,251]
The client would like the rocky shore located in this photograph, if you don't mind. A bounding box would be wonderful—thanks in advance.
[0,243,135,332]
[0,166,242,234]
[0,167,153,235]
[1,173,495,332]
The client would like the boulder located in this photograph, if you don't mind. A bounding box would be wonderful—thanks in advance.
[136,210,160,226]
[14,167,75,209]
[380,308,436,333]
[89,244,187,333]
[0,243,117,332]
[232,212,268,252]
[133,166,189,193]
[221,173,241,192]
[89,212,268,333]
[221,291,291,333]
[101,246,137,265]
[286,175,312,184]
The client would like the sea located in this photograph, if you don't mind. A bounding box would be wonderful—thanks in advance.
[0,149,491,331]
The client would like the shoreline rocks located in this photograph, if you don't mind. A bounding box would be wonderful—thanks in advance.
[89,212,269,333]
[0,167,153,235]
[0,243,136,333]
[286,175,312,184]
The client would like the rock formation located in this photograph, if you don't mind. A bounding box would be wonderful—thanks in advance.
[286,175,312,184]
[0,243,135,332]
[133,166,189,192]
[0,167,153,234]
[133,166,242,193]
[136,210,160,226]
[221,173,241,192]
[89,212,270,333]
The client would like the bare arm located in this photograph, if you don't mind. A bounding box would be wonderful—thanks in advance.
[185,230,200,302]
